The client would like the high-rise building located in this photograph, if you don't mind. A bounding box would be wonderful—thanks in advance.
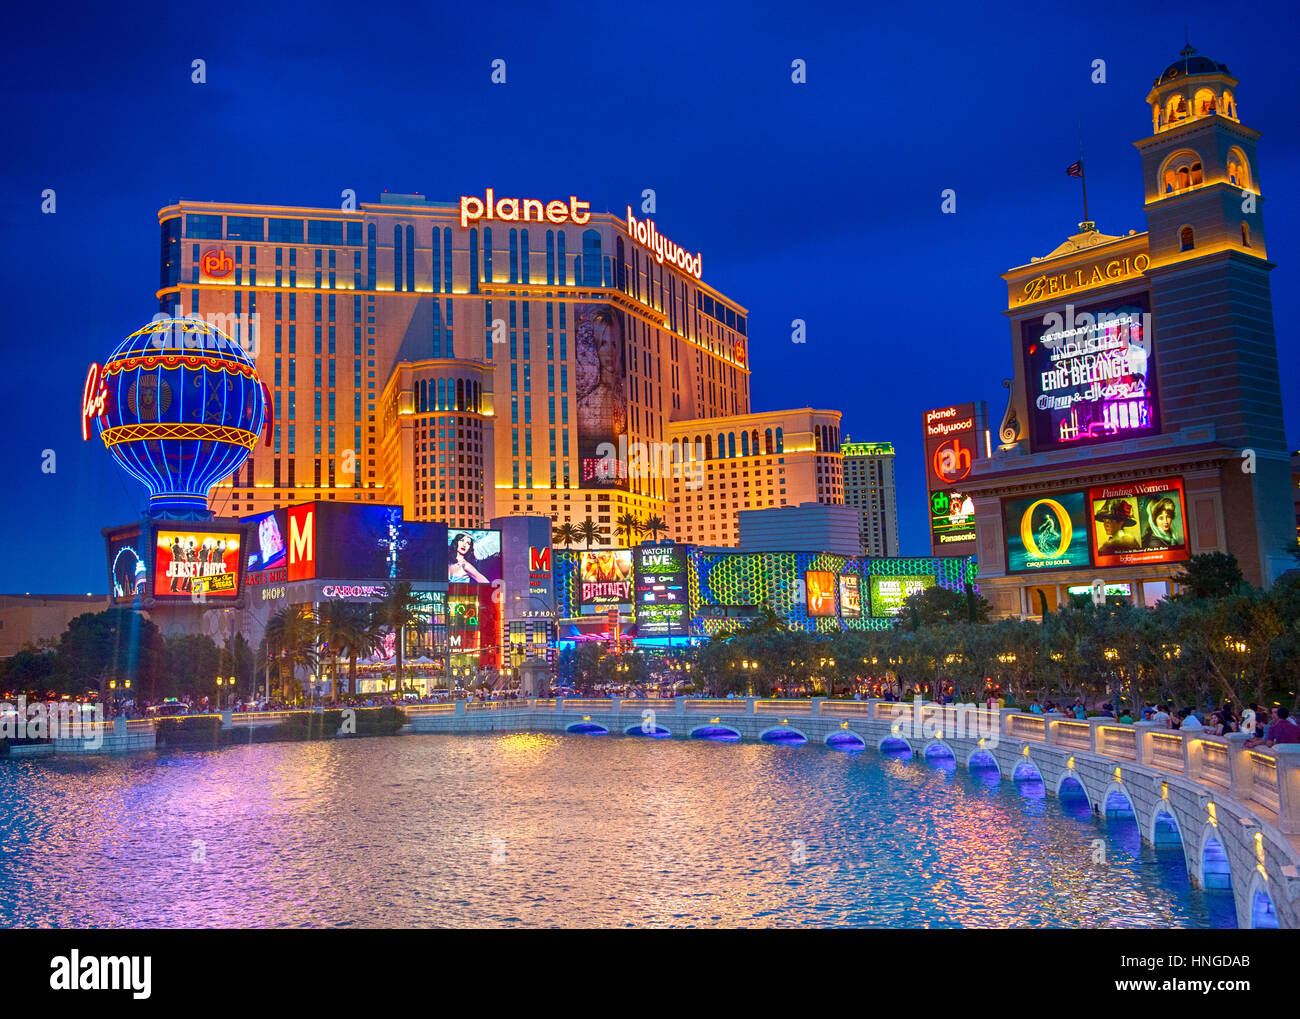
[960,46,1292,616]
[156,192,843,545]
[840,441,899,556]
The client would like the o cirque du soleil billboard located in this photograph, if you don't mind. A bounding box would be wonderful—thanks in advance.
[1002,491,1091,573]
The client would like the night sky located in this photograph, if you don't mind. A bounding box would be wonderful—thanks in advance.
[3,0,1296,594]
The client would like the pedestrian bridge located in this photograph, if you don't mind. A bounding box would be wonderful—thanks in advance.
[411,696,1300,930]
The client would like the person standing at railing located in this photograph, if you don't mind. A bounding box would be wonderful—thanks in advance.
[1245,706,1300,749]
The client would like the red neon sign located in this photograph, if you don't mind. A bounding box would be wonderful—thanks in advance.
[81,363,108,440]
[201,248,234,279]
[528,546,551,572]
[932,437,973,485]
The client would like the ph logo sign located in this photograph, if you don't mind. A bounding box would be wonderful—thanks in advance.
[201,248,234,279]
[933,437,973,484]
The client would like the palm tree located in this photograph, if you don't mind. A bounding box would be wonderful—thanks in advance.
[264,606,319,703]
[318,600,373,699]
[553,522,579,549]
[616,512,644,546]
[371,582,423,696]
[576,518,603,550]
[642,515,668,541]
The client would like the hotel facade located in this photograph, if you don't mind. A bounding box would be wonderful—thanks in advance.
[960,48,1293,617]
[156,191,843,544]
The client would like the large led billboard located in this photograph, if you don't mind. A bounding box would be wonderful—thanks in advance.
[635,545,688,637]
[1003,491,1091,573]
[579,549,633,608]
[1021,294,1157,452]
[928,488,977,549]
[1087,477,1189,569]
[253,504,447,583]
[574,304,628,489]
[805,571,837,616]
[154,529,242,599]
[838,574,862,619]
[245,510,287,572]
[869,575,936,617]
[448,529,502,585]
[922,403,985,556]
[106,525,147,602]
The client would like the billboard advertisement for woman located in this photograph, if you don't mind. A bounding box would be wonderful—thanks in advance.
[575,304,628,488]
[1088,477,1189,569]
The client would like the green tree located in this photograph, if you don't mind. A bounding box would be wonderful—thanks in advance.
[318,600,374,699]
[575,518,604,550]
[1173,552,1247,601]
[616,512,644,546]
[264,606,320,702]
[57,607,166,703]
[642,515,669,541]
[371,582,422,696]
[165,633,222,701]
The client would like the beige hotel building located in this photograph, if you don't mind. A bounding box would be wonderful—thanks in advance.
[155,191,843,543]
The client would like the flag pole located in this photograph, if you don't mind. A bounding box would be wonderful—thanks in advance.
[1077,122,1092,232]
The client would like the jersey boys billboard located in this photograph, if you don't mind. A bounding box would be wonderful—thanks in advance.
[1088,477,1189,569]
[1021,294,1157,452]
[154,530,242,599]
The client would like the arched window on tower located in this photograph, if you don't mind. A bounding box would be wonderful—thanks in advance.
[1180,226,1195,252]
[1223,90,1236,119]
[741,431,749,457]
[764,428,773,454]
[776,427,784,453]
[581,230,602,286]
[1194,88,1217,116]
[815,428,823,452]
[1241,222,1251,248]
[456,378,465,411]
[704,434,712,460]
[1227,148,1250,189]
[727,432,736,458]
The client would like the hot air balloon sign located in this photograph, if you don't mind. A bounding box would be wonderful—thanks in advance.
[84,317,272,519]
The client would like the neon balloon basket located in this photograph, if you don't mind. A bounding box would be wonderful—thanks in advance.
[85,317,269,520]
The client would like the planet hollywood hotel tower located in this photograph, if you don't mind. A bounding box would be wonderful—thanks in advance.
[156,192,843,540]
[965,47,1293,617]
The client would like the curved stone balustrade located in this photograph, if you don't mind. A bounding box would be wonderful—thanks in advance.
[408,696,1300,929]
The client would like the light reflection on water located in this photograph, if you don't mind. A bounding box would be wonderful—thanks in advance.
[0,735,1236,928]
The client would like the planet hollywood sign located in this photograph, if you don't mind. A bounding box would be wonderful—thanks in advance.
[625,208,702,280]
[460,189,591,228]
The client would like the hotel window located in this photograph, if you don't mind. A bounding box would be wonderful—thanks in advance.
[469,229,479,293]
[186,214,223,239]
[521,229,530,284]
[1180,226,1195,252]
[269,218,303,243]
[405,224,415,291]
[366,224,376,289]
[393,225,403,291]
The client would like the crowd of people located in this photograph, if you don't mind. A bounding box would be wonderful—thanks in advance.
[1014,698,1300,747]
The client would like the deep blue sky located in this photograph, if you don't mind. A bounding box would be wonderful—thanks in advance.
[3,0,1296,593]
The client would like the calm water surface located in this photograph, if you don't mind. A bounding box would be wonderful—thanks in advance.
[0,734,1235,928]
